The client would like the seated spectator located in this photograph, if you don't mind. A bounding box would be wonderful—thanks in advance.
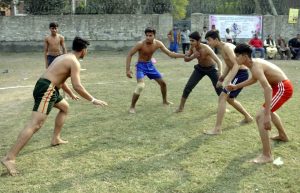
[249,34,265,58]
[264,34,278,59]
[277,35,291,60]
[288,34,300,60]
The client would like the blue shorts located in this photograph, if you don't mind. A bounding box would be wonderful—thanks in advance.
[223,69,249,98]
[47,55,60,66]
[136,61,162,80]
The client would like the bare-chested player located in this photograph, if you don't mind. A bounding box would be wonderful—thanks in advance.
[44,22,67,68]
[227,44,293,163]
[204,31,253,135]
[1,37,108,176]
[126,27,185,114]
[175,31,223,113]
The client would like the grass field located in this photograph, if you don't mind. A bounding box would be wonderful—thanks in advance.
[0,51,299,193]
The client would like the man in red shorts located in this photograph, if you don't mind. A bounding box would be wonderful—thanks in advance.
[227,43,293,164]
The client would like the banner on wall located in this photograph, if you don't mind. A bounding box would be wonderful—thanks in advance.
[209,15,263,39]
[288,8,299,24]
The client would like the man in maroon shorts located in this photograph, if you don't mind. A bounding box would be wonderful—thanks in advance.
[228,43,293,164]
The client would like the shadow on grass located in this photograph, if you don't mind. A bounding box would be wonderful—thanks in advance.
[17,145,56,157]
[49,133,212,192]
[195,152,263,193]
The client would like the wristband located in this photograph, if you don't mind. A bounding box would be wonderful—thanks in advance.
[91,98,96,103]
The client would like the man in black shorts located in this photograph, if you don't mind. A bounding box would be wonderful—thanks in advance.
[175,31,223,113]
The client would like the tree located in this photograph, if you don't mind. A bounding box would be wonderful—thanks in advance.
[24,0,65,15]
[0,0,12,5]
[170,0,189,19]
[267,0,278,15]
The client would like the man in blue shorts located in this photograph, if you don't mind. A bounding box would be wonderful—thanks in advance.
[126,27,185,113]
[204,31,253,135]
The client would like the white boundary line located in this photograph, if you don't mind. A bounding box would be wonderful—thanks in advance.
[0,81,130,90]
[0,77,188,91]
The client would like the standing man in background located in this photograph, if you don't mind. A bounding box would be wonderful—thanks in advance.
[44,22,67,68]
[200,26,208,44]
[167,25,181,53]
[181,25,191,54]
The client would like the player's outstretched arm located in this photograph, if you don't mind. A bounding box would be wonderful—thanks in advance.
[61,83,79,100]
[158,40,185,58]
[44,37,49,68]
[223,49,239,86]
[70,60,107,106]
[207,45,223,75]
[255,67,272,130]
[126,42,141,78]
[60,35,67,54]
[227,76,257,91]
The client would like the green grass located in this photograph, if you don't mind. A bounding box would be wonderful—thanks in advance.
[0,51,299,193]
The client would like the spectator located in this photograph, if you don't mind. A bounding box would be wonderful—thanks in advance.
[200,26,208,44]
[249,34,265,58]
[167,25,181,53]
[264,34,278,59]
[224,28,234,44]
[288,34,300,60]
[181,25,190,54]
[277,35,291,60]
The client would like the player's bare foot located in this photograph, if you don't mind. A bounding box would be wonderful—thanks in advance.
[174,107,183,113]
[248,154,273,164]
[271,135,289,142]
[163,101,173,106]
[1,157,19,176]
[239,117,254,125]
[129,108,136,114]
[204,129,222,135]
[51,138,68,146]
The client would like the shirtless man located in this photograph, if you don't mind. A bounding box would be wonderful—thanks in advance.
[1,37,108,176]
[204,31,253,135]
[44,22,67,68]
[175,31,223,113]
[126,27,185,114]
[227,43,293,163]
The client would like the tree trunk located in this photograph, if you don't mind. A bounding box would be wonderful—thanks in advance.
[267,0,278,15]
[253,0,262,14]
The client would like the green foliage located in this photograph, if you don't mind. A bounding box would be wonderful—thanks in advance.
[171,0,189,19]
[1,0,11,5]
[24,0,65,15]
[216,1,240,14]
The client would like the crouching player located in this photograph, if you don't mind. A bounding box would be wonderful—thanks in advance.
[227,44,293,163]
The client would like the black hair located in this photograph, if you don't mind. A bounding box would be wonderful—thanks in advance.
[189,31,201,41]
[72,36,90,52]
[234,43,252,58]
[144,27,156,35]
[205,30,220,41]
[49,22,58,28]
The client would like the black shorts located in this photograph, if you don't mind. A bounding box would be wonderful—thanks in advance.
[32,78,63,115]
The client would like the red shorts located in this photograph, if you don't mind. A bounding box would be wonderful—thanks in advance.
[263,79,293,112]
